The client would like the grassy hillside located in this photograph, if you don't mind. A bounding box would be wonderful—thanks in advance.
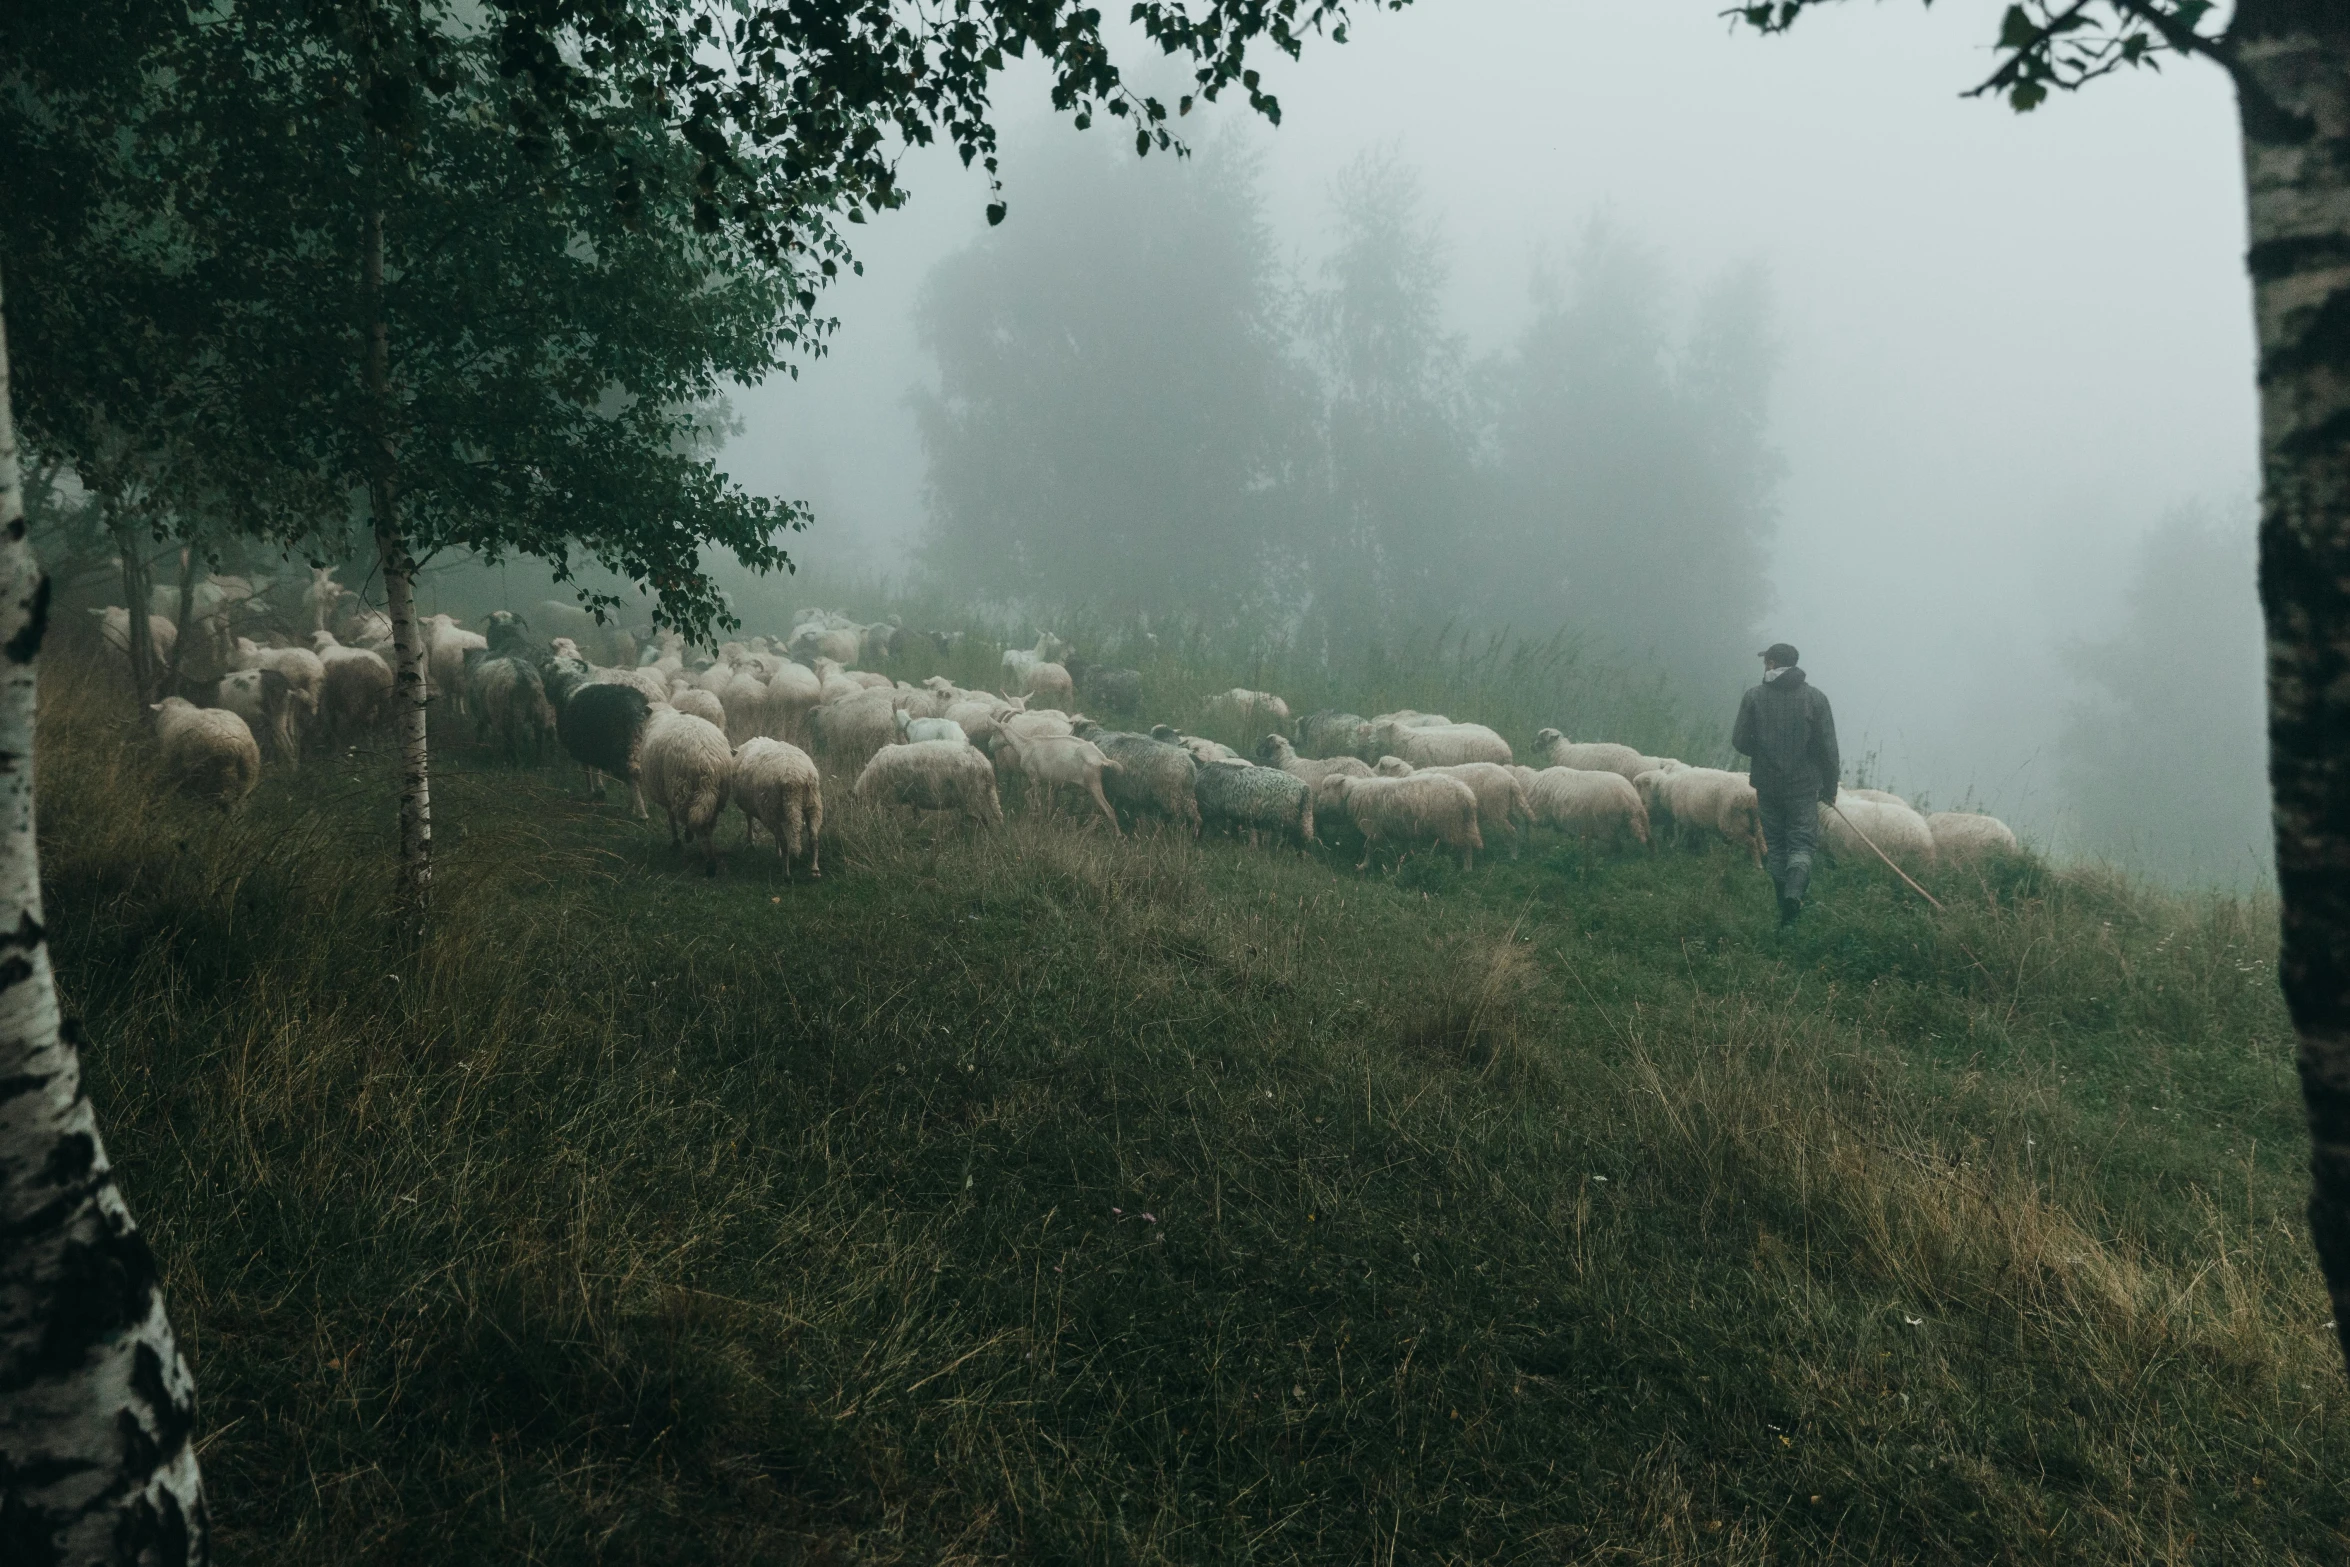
[39,653,2344,1563]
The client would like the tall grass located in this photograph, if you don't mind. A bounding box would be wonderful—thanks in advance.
[38,650,2344,1564]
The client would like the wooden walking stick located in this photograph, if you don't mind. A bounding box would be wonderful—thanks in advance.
[1827,802,1945,912]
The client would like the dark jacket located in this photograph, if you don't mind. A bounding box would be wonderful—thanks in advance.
[1731,666,1839,804]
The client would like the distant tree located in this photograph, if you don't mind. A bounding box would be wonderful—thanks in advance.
[915,133,1307,620]
[2061,510,2272,882]
[1484,227,1781,696]
[1298,150,1483,653]
[1739,0,2350,1372]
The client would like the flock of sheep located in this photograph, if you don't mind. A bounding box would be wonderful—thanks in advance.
[97,579,2022,888]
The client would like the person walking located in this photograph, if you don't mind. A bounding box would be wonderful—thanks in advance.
[1731,641,1840,927]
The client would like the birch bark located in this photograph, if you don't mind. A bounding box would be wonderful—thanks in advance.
[364,205,430,923]
[0,277,209,1560]
[2234,0,2350,1366]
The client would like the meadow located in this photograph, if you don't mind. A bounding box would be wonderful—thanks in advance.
[38,633,2345,1564]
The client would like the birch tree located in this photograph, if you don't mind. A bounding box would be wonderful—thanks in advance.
[0,272,209,1566]
[1736,0,2350,1367]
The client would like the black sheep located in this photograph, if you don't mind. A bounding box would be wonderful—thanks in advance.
[557,680,651,813]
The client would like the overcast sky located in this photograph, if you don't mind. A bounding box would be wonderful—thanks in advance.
[722,0,2257,851]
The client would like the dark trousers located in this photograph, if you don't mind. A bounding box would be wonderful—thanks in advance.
[1757,789,1819,903]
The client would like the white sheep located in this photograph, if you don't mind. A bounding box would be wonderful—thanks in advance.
[894,712,970,746]
[734,737,824,879]
[1379,760,1534,858]
[1324,772,1483,872]
[1646,767,1760,860]
[1821,791,1936,867]
[809,689,902,777]
[1023,661,1075,708]
[1531,729,1652,782]
[1256,733,1372,789]
[1516,766,1652,855]
[721,663,771,746]
[150,697,260,806]
[92,607,179,664]
[1204,688,1291,728]
[763,660,823,743]
[671,687,727,729]
[423,613,487,713]
[215,669,300,762]
[640,707,734,874]
[855,740,1004,829]
[309,631,393,745]
[1927,811,2020,860]
[1365,720,1511,768]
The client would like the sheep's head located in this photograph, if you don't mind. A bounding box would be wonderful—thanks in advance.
[1254,733,1289,761]
[1535,727,1563,747]
[1376,756,1413,776]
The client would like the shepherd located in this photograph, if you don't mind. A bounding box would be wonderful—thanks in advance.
[1731,641,1840,928]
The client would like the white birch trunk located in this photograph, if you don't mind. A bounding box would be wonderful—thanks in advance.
[2233,0,2350,1370]
[365,206,430,920]
[0,275,209,1560]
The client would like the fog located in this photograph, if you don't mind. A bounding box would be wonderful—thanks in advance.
[717,0,2264,883]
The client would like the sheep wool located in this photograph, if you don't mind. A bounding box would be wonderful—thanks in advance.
[856,740,1004,829]
[1821,792,1936,867]
[151,697,260,807]
[1329,772,1483,871]
[1079,728,1201,836]
[1927,811,2020,860]
[1193,759,1315,849]
[1256,733,1373,790]
[1532,729,1648,782]
[641,708,735,874]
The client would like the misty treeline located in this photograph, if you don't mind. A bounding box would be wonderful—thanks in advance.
[2061,507,2273,886]
[914,135,1780,697]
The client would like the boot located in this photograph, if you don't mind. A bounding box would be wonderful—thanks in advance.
[1777,895,1801,928]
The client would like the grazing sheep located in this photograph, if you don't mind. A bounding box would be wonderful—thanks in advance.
[1532,729,1650,782]
[1324,772,1483,872]
[558,680,653,815]
[671,686,727,729]
[1370,709,1451,729]
[594,664,671,703]
[1003,709,1076,742]
[1256,733,1373,790]
[227,639,324,752]
[1644,767,1759,859]
[641,707,734,874]
[1204,688,1291,729]
[1715,780,1764,864]
[894,712,970,746]
[944,696,1017,750]
[1821,791,1936,867]
[216,668,298,762]
[721,664,771,746]
[309,631,394,745]
[1518,766,1652,856]
[1844,788,1910,807]
[763,659,823,742]
[1379,760,1533,858]
[92,607,179,664]
[1023,660,1075,708]
[1294,709,1368,759]
[1928,811,2020,861]
[855,740,1004,829]
[1150,724,1239,764]
[997,731,1123,834]
[345,609,395,651]
[1075,726,1201,836]
[808,689,901,776]
[471,653,558,764]
[150,697,260,807]
[1193,758,1315,849]
[1363,719,1511,768]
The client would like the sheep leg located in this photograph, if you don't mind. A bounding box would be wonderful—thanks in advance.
[1087,774,1120,836]
[631,780,648,820]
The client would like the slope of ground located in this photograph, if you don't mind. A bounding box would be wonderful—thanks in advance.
[38,659,2342,1563]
